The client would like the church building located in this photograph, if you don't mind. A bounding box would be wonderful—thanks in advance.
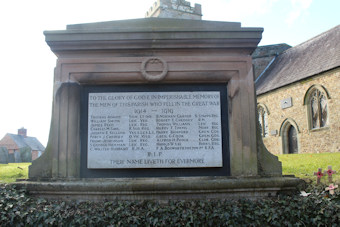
[255,25,340,154]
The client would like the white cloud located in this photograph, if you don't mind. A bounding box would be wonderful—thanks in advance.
[286,0,313,25]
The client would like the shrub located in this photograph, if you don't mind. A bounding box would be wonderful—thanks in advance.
[0,184,339,226]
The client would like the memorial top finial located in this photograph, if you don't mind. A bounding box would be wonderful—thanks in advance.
[145,0,202,20]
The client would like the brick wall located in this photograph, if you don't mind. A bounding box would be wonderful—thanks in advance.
[32,150,40,161]
[257,67,340,154]
[0,134,18,150]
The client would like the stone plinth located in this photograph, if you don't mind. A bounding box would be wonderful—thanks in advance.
[18,176,301,201]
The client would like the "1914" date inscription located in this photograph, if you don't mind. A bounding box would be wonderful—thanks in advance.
[87,91,223,169]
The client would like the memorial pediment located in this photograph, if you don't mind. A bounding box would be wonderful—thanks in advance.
[45,18,263,55]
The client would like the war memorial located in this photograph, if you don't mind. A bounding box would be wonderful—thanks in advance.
[20,0,301,200]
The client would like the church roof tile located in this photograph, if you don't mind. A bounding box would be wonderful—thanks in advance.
[256,25,340,95]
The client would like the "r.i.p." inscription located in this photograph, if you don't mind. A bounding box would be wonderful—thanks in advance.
[87,91,223,169]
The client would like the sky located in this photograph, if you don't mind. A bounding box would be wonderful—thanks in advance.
[0,0,339,146]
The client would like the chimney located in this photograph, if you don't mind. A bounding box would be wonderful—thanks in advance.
[18,127,27,137]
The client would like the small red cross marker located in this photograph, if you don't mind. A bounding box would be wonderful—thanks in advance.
[314,168,324,185]
[324,166,337,183]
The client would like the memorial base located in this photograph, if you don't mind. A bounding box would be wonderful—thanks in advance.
[15,176,303,201]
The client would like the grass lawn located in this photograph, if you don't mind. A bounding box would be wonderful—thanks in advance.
[0,163,30,183]
[278,152,340,184]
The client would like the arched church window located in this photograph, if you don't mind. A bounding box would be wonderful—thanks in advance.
[258,105,269,137]
[308,88,328,129]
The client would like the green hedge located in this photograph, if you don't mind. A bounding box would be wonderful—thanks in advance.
[0,184,339,226]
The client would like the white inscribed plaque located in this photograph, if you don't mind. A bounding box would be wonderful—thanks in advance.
[87,91,223,169]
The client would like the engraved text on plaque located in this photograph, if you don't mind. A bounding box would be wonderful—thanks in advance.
[87,91,223,169]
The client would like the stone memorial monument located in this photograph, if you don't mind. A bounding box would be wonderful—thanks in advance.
[21,0,301,200]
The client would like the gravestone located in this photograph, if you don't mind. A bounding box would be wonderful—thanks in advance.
[19,2,301,200]
[0,147,9,164]
[20,147,32,163]
[14,150,22,163]
[8,152,15,163]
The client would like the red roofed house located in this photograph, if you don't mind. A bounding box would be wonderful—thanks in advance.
[0,128,45,163]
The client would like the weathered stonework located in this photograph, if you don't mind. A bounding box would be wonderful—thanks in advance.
[20,177,299,201]
[19,17,301,201]
[145,0,202,20]
[29,18,264,179]
[257,68,340,154]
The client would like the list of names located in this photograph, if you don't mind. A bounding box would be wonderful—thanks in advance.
[87,91,223,169]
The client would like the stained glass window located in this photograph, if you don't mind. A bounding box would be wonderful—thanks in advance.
[309,89,328,129]
[258,105,269,137]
